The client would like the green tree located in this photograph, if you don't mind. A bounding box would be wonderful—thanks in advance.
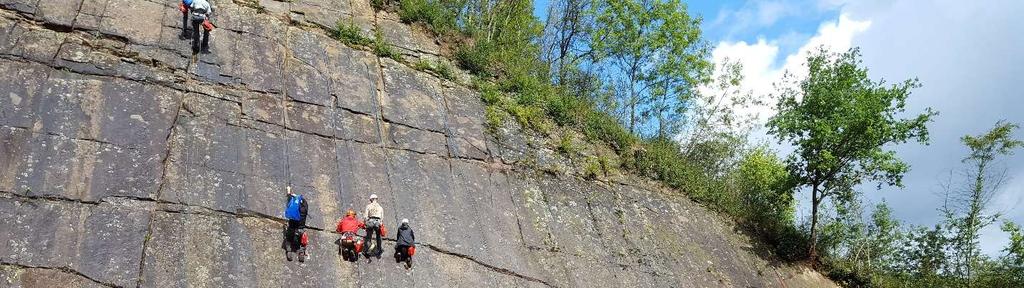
[818,199,908,286]
[836,202,903,279]
[998,221,1024,286]
[675,59,766,187]
[974,221,1024,287]
[540,0,595,84]
[735,147,794,234]
[767,47,936,261]
[680,59,761,160]
[864,203,904,281]
[899,224,950,286]
[943,121,1023,287]
[590,0,710,138]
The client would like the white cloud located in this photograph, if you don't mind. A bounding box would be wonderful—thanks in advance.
[704,0,1024,257]
[705,13,872,132]
[755,2,790,26]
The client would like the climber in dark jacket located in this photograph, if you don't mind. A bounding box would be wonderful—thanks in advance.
[283,186,308,262]
[394,218,415,268]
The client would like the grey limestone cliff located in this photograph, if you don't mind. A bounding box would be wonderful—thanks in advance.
[0,0,832,287]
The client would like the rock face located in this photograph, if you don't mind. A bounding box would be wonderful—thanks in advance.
[0,1,833,287]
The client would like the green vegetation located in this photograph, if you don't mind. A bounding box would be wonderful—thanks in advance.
[332,21,402,61]
[388,0,786,262]
[397,0,460,36]
[734,148,800,255]
[556,134,576,156]
[370,0,388,11]
[371,31,403,61]
[582,157,602,180]
[943,121,1023,287]
[413,59,456,81]
[333,22,373,46]
[386,1,1022,286]
[767,47,937,260]
[815,122,1023,287]
[590,0,710,137]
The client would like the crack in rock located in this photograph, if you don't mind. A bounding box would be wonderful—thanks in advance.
[0,263,119,288]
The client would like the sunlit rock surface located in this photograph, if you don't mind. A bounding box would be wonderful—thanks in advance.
[0,1,833,287]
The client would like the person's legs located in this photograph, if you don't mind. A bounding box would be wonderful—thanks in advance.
[281,226,290,250]
[191,19,202,54]
[284,222,295,251]
[201,29,210,53]
[395,245,407,262]
[296,228,306,262]
[180,8,190,38]
[373,227,383,256]
[284,221,299,260]
[341,238,353,261]
[362,226,376,256]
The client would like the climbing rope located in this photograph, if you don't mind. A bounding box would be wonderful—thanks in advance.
[184,102,191,196]
[365,61,402,231]
[281,93,292,188]
[281,31,293,189]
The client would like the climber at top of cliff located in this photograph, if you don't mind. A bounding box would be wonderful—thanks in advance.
[362,194,385,259]
[187,0,215,55]
[394,218,416,269]
[283,186,309,262]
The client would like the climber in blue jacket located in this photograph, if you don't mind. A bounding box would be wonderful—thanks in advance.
[283,186,309,262]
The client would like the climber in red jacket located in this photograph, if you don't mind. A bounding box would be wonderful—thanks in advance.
[337,210,364,233]
[336,210,364,262]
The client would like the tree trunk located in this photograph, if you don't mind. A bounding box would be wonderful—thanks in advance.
[809,184,820,263]
[628,78,637,134]
[963,160,987,288]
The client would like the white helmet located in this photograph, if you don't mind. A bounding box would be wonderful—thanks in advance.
[369,194,378,200]
[401,218,409,224]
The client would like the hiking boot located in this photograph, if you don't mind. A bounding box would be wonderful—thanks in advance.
[286,251,294,261]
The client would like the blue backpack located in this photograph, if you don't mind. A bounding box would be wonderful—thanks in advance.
[285,195,304,221]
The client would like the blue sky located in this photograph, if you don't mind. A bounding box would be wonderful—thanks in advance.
[532,0,1024,257]
[535,0,844,72]
[688,1,837,62]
